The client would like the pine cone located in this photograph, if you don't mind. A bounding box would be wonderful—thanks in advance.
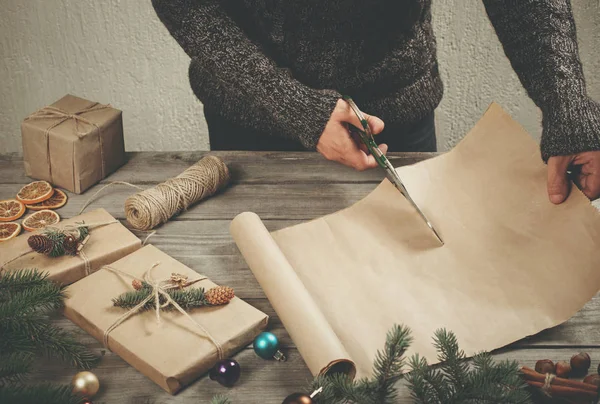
[132,279,143,290]
[62,235,80,256]
[28,234,55,255]
[205,286,235,306]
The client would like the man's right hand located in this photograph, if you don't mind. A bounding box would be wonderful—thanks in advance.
[316,99,386,171]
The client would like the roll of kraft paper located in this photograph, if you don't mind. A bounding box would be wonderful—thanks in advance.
[230,212,357,379]
[125,155,230,230]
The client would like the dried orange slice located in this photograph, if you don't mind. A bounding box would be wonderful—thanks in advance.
[0,222,21,242]
[22,210,60,232]
[0,199,26,222]
[16,181,54,205]
[27,189,68,210]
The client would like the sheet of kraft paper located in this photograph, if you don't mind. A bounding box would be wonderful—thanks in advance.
[230,102,600,380]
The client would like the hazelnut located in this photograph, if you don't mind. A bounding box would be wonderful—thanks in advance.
[583,374,600,389]
[555,361,571,378]
[570,352,591,375]
[535,359,555,374]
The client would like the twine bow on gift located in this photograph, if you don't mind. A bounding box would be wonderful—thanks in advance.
[24,103,111,186]
[103,263,224,360]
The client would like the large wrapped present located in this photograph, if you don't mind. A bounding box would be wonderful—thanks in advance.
[21,94,126,194]
[0,208,141,285]
[63,244,269,394]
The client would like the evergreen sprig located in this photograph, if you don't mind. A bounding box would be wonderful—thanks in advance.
[0,383,84,404]
[210,394,232,404]
[31,223,89,258]
[405,329,530,403]
[307,325,530,404]
[112,282,209,310]
[0,268,99,402]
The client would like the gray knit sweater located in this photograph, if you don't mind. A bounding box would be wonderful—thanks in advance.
[152,0,600,161]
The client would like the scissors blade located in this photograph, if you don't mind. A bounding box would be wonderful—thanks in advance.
[384,163,444,245]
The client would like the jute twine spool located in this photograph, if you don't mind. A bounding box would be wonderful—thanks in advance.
[124,156,230,230]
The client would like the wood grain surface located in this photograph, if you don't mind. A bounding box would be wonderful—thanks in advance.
[1,151,598,404]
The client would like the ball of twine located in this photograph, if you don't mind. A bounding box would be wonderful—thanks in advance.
[124,155,230,230]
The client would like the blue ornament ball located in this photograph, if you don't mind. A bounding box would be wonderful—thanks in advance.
[253,331,280,359]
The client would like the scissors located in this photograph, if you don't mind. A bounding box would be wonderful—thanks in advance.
[342,95,444,245]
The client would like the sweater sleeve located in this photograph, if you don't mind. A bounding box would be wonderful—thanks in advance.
[151,0,340,149]
[482,0,600,161]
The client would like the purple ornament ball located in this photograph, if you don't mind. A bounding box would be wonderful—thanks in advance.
[209,359,241,387]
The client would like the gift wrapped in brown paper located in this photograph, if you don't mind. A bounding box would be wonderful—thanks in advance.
[63,244,269,394]
[0,208,141,285]
[21,94,126,194]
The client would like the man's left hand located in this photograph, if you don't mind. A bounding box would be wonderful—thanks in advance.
[547,151,600,204]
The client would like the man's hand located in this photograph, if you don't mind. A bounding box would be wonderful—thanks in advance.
[547,151,600,204]
[317,99,386,171]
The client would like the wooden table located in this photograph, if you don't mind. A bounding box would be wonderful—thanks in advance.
[1,151,600,403]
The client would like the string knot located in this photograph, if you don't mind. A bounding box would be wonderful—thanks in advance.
[103,263,224,360]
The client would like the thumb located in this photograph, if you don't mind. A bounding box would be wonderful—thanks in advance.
[341,102,385,135]
[547,156,573,204]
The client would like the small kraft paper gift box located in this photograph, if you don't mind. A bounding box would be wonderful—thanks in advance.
[21,94,126,194]
[63,244,269,394]
[0,208,141,285]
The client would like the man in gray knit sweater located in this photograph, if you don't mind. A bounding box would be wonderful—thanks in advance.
[152,0,600,204]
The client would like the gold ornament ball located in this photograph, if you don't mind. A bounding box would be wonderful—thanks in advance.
[72,371,100,398]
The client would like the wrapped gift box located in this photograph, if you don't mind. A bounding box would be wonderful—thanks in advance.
[21,94,126,194]
[63,244,269,394]
[0,208,141,285]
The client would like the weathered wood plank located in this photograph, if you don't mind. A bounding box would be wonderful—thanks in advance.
[0,183,376,220]
[28,346,600,403]
[0,151,437,185]
[45,289,600,351]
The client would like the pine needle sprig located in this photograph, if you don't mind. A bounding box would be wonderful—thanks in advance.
[30,323,101,369]
[0,383,85,404]
[433,329,469,392]
[113,284,210,310]
[0,269,49,296]
[0,268,100,403]
[370,324,412,403]
[0,281,65,319]
[0,352,35,385]
[210,394,232,404]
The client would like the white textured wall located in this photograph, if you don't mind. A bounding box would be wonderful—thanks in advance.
[1,0,599,153]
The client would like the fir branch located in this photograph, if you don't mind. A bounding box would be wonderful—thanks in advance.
[112,285,208,310]
[0,352,35,385]
[30,323,100,369]
[0,383,84,404]
[406,354,450,403]
[370,324,411,403]
[0,282,65,318]
[210,394,232,404]
[433,328,469,392]
[0,269,50,296]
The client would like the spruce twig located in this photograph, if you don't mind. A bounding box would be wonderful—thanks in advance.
[0,269,49,295]
[210,394,232,404]
[0,352,35,385]
[112,283,209,310]
[0,383,84,404]
[0,268,99,402]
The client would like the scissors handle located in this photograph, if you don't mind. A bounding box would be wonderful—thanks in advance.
[342,95,388,169]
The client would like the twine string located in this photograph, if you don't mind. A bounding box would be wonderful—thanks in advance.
[103,264,223,359]
[25,103,111,183]
[0,220,118,271]
[78,156,230,232]
[541,372,556,396]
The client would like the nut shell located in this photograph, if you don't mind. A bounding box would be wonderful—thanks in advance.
[583,374,600,389]
[570,352,591,375]
[555,361,571,378]
[535,359,555,374]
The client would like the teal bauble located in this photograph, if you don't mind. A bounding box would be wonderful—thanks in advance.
[253,332,286,360]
